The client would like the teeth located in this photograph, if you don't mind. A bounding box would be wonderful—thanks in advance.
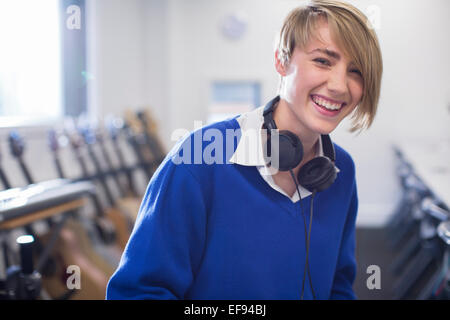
[312,95,342,111]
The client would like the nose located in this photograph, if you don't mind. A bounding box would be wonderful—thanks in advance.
[327,66,348,98]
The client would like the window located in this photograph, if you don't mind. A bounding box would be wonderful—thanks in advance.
[207,81,261,124]
[0,0,86,127]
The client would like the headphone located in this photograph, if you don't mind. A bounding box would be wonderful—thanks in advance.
[263,95,337,192]
[262,95,338,299]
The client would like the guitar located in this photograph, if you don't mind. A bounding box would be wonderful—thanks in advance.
[65,125,132,250]
[94,124,142,223]
[8,131,34,185]
[0,144,12,190]
[48,129,117,246]
[7,130,111,300]
[122,111,156,180]
[6,131,72,298]
[94,127,126,197]
[124,109,167,178]
[136,109,166,164]
[7,131,58,278]
[0,144,12,274]
[106,117,139,198]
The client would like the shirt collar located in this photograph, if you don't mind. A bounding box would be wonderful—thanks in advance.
[229,105,338,167]
[229,105,268,166]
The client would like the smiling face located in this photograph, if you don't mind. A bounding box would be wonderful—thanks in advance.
[276,19,364,135]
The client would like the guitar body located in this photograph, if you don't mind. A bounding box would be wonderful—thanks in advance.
[105,207,132,251]
[117,197,142,223]
[39,219,114,300]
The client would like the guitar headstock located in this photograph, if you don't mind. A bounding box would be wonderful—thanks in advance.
[136,109,159,135]
[78,124,97,146]
[63,119,84,152]
[136,108,165,154]
[95,127,105,145]
[124,109,143,135]
[8,131,25,158]
[48,129,60,153]
[48,129,70,154]
[105,116,125,142]
[67,131,84,151]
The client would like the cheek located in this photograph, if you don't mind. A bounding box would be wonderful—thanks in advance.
[350,80,364,104]
[343,103,358,119]
[286,64,323,93]
[298,67,325,90]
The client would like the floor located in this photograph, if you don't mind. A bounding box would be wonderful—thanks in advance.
[354,227,398,299]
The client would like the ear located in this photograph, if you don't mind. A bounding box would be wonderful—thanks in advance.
[274,50,288,77]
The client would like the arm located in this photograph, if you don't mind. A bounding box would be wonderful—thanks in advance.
[330,180,358,300]
[106,160,207,300]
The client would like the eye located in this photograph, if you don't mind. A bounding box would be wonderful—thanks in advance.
[350,68,362,76]
[313,58,330,66]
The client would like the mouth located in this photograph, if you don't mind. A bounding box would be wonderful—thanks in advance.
[310,94,347,117]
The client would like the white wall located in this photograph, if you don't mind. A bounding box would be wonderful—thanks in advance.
[86,0,148,119]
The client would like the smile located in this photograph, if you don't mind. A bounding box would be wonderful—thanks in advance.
[310,94,346,111]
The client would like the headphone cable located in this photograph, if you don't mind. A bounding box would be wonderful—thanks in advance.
[289,170,316,300]
[302,192,316,300]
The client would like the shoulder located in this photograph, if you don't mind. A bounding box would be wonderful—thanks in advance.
[167,116,242,165]
[333,142,356,181]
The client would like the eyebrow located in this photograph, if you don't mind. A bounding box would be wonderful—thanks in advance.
[308,48,341,60]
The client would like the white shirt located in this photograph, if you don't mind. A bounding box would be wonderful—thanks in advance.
[229,105,340,203]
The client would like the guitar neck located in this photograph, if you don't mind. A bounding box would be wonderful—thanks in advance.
[125,129,154,179]
[52,154,65,181]
[84,143,116,207]
[97,139,126,197]
[17,157,34,185]
[142,128,165,162]
[0,167,11,190]
[137,112,166,161]
[110,136,138,197]
[71,146,90,178]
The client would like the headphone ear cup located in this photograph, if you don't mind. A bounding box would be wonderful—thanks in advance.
[270,130,303,171]
[265,130,304,171]
[298,156,336,192]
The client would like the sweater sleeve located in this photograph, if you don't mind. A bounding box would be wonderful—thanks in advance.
[330,180,358,300]
[106,159,207,300]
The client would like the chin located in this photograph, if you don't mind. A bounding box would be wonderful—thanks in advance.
[309,121,339,136]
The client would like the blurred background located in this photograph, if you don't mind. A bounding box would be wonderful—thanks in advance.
[0,0,449,300]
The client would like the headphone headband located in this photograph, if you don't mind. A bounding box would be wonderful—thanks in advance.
[263,96,280,132]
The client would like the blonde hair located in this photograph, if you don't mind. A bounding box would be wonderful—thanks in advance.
[276,0,383,132]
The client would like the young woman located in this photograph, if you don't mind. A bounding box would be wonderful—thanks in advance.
[106,0,383,300]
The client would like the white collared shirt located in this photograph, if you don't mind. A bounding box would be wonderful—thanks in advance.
[229,105,339,203]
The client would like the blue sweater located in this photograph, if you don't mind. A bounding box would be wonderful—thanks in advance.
[106,117,358,300]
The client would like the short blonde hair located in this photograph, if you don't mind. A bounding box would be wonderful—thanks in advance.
[276,0,383,132]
